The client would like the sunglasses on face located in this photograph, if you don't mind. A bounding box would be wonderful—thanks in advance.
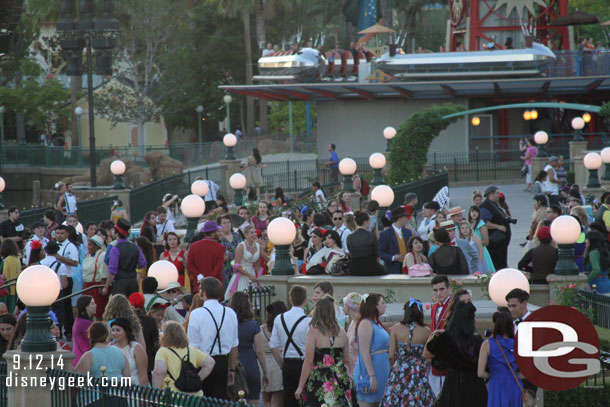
[168,289,179,294]
[333,217,343,221]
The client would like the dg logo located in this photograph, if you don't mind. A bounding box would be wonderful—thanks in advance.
[515,305,601,391]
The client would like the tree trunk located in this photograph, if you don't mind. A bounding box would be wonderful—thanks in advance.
[255,0,268,136]
[242,9,255,139]
[137,116,145,161]
[70,75,81,146]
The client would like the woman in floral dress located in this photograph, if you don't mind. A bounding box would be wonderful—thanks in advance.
[381,299,435,407]
[295,297,357,407]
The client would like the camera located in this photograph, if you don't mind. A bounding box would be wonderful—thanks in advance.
[505,216,517,225]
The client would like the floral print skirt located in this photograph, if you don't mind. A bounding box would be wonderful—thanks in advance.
[306,348,358,407]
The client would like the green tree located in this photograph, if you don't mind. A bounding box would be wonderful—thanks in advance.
[570,0,610,44]
[268,101,316,135]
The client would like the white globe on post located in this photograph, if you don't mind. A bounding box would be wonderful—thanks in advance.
[223,133,238,160]
[191,180,209,197]
[268,217,297,275]
[181,194,206,242]
[383,127,397,140]
[0,176,5,192]
[148,260,179,290]
[230,173,247,206]
[571,117,585,130]
[584,152,602,189]
[534,131,548,145]
[488,268,530,307]
[371,185,394,207]
[370,153,386,185]
[110,160,126,176]
[550,215,582,275]
[223,94,233,105]
[339,158,357,193]
[601,147,610,182]
[74,107,83,116]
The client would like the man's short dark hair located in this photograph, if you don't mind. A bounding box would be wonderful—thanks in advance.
[423,201,440,211]
[289,285,307,306]
[142,277,158,294]
[7,206,18,215]
[431,275,449,287]
[330,144,336,150]
[549,205,562,216]
[313,213,326,227]
[333,210,343,216]
[155,206,167,214]
[200,277,223,300]
[404,193,418,205]
[366,200,379,212]
[434,228,451,244]
[238,206,249,213]
[44,210,56,222]
[505,288,529,303]
[56,224,68,231]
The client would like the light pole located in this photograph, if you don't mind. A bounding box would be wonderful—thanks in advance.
[148,260,178,290]
[534,131,548,157]
[383,126,396,152]
[268,217,297,275]
[0,177,5,210]
[601,147,610,181]
[0,106,4,170]
[16,265,62,351]
[230,173,246,206]
[56,0,120,187]
[550,215,582,275]
[339,158,356,193]
[224,94,233,133]
[223,133,237,160]
[181,194,205,243]
[195,105,204,145]
[369,153,386,185]
[572,117,585,142]
[371,185,394,232]
[110,159,126,189]
[74,106,84,165]
[584,152,602,188]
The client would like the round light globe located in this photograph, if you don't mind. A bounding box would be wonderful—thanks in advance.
[339,158,357,175]
[383,127,397,140]
[17,265,61,306]
[191,180,209,197]
[195,105,204,113]
[550,215,582,244]
[180,194,205,218]
[268,217,296,245]
[0,176,5,193]
[148,260,179,290]
[583,152,602,170]
[572,117,585,130]
[601,147,610,164]
[369,153,386,169]
[223,133,237,147]
[223,94,233,104]
[230,173,247,189]
[371,185,394,207]
[534,131,548,145]
[530,110,539,120]
[488,268,530,307]
[523,111,531,121]
[471,117,480,126]
[583,113,592,123]
[74,107,83,115]
[110,160,126,176]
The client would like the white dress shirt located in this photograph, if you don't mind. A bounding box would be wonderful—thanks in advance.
[25,235,49,264]
[57,240,79,277]
[513,310,531,334]
[334,224,352,253]
[417,215,436,241]
[40,255,62,283]
[156,220,176,240]
[269,307,311,359]
[187,299,238,356]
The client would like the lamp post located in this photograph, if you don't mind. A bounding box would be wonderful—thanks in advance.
[487,268,530,307]
[181,194,205,243]
[339,158,356,193]
[223,133,237,160]
[224,94,233,133]
[16,265,62,351]
[371,185,394,232]
[383,126,396,152]
[230,173,246,206]
[369,153,386,185]
[195,105,204,144]
[268,217,297,275]
[110,159,126,189]
[550,215,582,275]
[191,180,209,197]
[0,106,5,170]
[601,147,610,181]
[534,130,549,158]
[74,107,84,166]
[572,117,585,142]
[583,152,602,188]
[0,177,5,210]
[56,0,120,187]
[148,260,179,290]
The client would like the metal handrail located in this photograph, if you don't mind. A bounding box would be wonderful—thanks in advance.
[0,282,16,291]
[52,284,104,304]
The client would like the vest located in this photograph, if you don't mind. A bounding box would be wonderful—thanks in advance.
[115,241,139,280]
[394,228,407,258]
[480,199,506,228]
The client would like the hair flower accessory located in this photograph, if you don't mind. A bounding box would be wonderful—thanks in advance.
[361,293,369,303]
[385,210,392,220]
[30,240,43,250]
[408,298,423,312]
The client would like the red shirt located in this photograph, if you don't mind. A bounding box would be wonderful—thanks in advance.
[187,238,225,291]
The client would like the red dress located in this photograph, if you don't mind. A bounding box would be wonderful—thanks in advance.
[163,249,187,287]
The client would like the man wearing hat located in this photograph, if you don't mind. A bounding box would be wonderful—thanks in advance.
[187,221,226,292]
[440,220,479,274]
[25,221,49,264]
[517,226,557,284]
[448,206,464,224]
[103,219,147,297]
[544,156,560,205]
[480,186,511,270]
[378,206,414,274]
[82,235,108,319]
[417,201,440,245]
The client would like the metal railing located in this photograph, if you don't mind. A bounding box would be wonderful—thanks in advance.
[549,50,610,77]
[19,195,118,227]
[245,285,276,324]
[428,149,524,183]
[390,171,448,209]
[0,361,6,407]
[578,289,610,330]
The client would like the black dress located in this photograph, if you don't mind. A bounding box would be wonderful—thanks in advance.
[306,347,358,407]
[346,229,387,276]
[426,331,487,407]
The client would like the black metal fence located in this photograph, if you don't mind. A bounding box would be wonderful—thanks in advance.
[19,195,118,228]
[578,290,610,330]
[391,171,449,209]
[0,361,6,407]
[245,285,276,324]
[428,149,524,183]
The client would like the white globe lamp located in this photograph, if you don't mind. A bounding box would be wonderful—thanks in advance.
[268,217,297,275]
[191,180,209,197]
[572,117,585,141]
[223,133,237,160]
[148,260,179,290]
[550,215,582,275]
[601,147,610,181]
[584,152,602,188]
[339,158,357,192]
[488,268,530,307]
[181,194,206,242]
[383,126,397,152]
[369,153,386,185]
[110,159,126,189]
[229,173,247,206]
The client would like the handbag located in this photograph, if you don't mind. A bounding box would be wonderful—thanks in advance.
[494,337,537,407]
[329,257,350,276]
[226,361,249,401]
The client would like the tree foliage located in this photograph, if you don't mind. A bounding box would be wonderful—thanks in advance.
[268,101,316,135]
[388,103,465,185]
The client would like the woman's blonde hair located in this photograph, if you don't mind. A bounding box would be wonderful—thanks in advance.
[310,297,340,337]
[344,214,356,232]
[343,292,363,312]
[161,321,189,348]
[570,206,589,228]
[459,221,473,240]
[102,294,142,334]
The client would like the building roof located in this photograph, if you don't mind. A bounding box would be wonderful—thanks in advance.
[220,76,610,102]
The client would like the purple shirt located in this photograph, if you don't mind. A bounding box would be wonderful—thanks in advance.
[107,238,147,276]
[72,317,93,366]
[525,146,538,165]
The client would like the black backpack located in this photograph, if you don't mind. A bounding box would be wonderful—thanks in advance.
[166,347,202,393]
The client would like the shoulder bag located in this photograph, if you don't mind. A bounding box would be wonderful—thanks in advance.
[494,337,537,407]
[226,361,249,401]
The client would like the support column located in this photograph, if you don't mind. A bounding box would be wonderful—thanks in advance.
[220,160,242,202]
[569,141,588,173]
[349,192,362,211]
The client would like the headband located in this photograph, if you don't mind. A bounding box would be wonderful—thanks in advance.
[344,297,359,311]
[361,293,369,303]
[408,298,423,313]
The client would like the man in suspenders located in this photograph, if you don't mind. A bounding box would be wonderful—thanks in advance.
[269,285,311,407]
[187,277,238,400]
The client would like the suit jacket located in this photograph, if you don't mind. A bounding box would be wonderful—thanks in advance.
[430,296,451,376]
[187,238,225,290]
[378,226,413,274]
[454,238,480,274]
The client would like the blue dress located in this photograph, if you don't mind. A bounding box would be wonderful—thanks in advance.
[354,321,390,403]
[238,319,262,400]
[574,232,586,274]
[487,337,522,407]
[474,220,496,273]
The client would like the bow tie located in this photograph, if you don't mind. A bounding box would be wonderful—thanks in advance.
[449,242,456,246]
[515,319,522,325]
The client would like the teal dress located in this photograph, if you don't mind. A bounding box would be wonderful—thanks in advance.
[474,220,496,273]
[90,346,126,378]
[354,321,390,403]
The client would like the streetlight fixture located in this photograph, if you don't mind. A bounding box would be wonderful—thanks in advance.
[110,159,126,189]
[534,130,549,157]
[488,268,530,307]
[523,110,532,121]
[601,147,610,181]
[195,105,204,145]
[572,117,585,142]
[223,133,237,160]
[530,110,538,120]
[230,173,247,206]
[0,106,5,169]
[191,180,209,197]
[0,176,5,210]
[550,215,582,275]
[223,94,233,133]
[74,107,84,165]
[471,116,480,126]
[583,152,602,188]
[56,0,120,187]
[369,153,386,185]
[383,126,396,152]
[148,260,178,290]
[583,113,592,123]
[16,265,62,351]
[181,194,205,243]
[267,217,297,275]
[371,185,394,231]
[338,158,357,193]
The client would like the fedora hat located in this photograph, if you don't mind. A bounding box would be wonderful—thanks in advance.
[440,220,457,231]
[200,220,221,234]
[448,206,464,217]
